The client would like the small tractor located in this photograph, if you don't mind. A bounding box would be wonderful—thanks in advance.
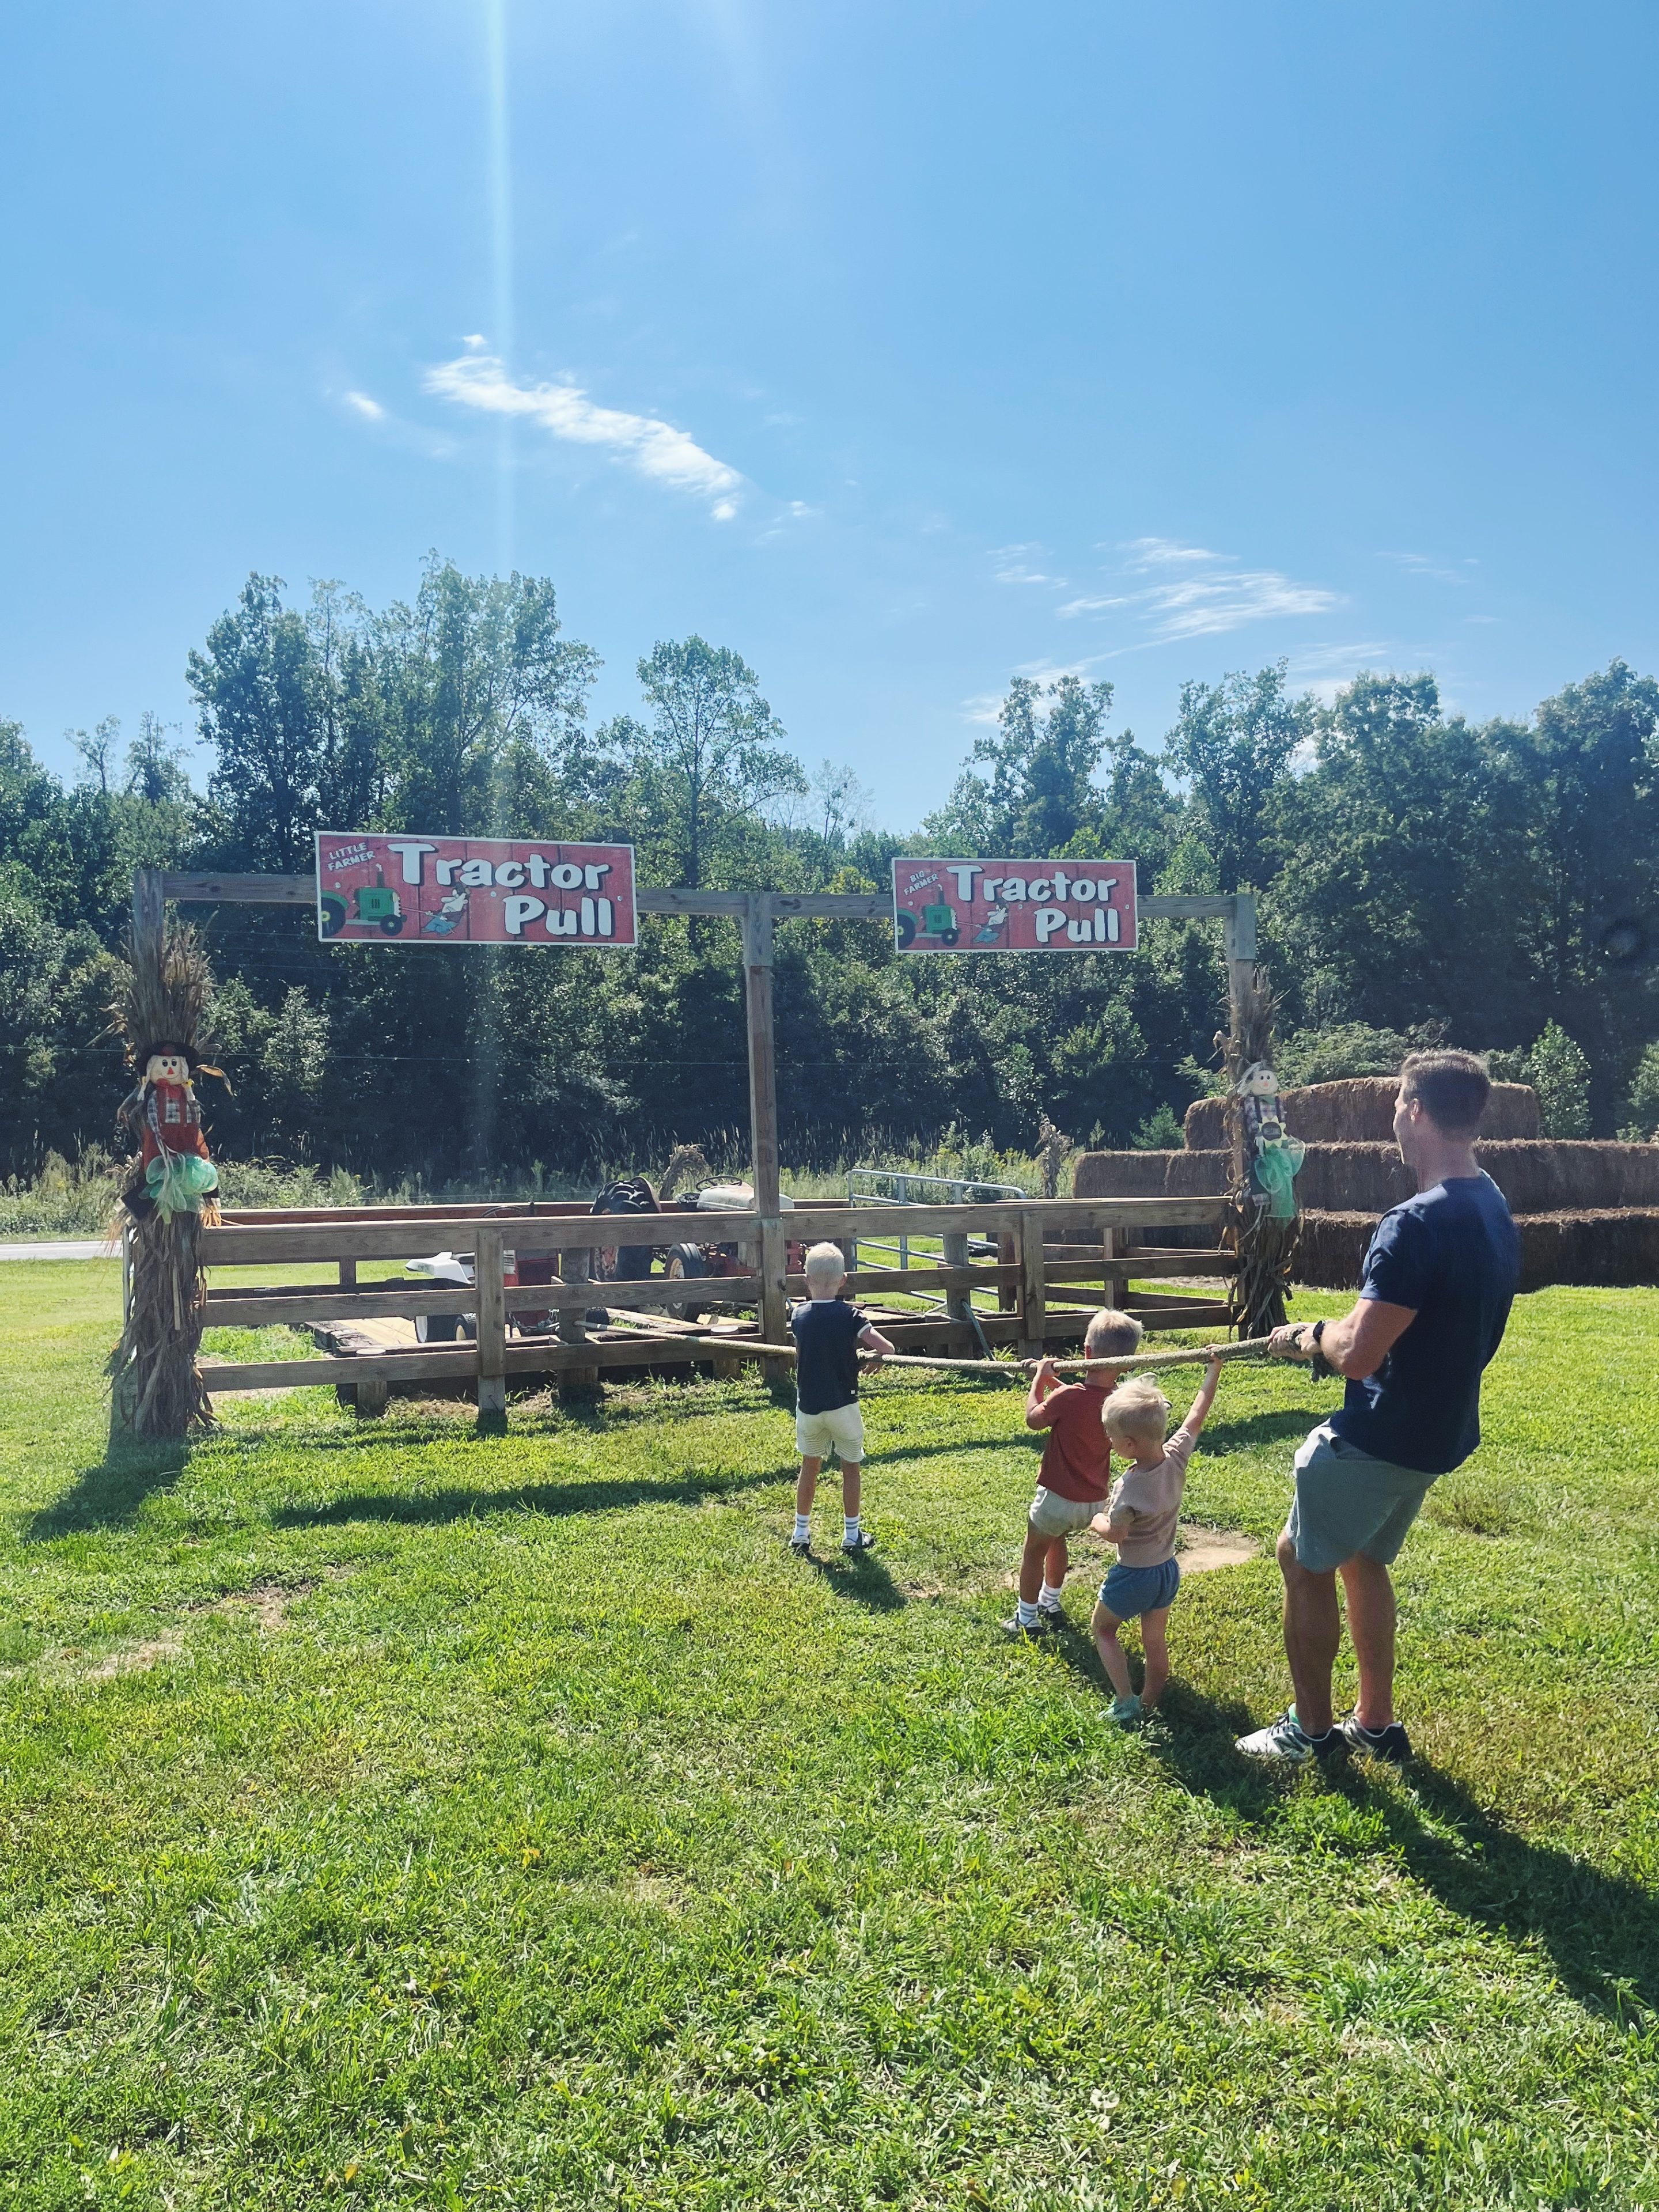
[319,869,406,937]
[894,899,960,948]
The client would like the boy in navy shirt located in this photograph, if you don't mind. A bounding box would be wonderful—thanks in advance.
[790,1242,896,1556]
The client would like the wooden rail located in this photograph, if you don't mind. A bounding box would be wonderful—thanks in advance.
[195,1195,1234,1410]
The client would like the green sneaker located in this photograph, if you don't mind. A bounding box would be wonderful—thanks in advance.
[1110,1694,1143,1726]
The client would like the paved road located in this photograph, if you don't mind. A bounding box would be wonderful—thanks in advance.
[0,1241,112,1262]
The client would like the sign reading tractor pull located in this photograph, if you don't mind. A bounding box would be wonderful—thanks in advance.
[316,832,638,948]
[892,858,1137,953]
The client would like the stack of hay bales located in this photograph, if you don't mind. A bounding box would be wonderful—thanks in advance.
[1073,1077,1659,1291]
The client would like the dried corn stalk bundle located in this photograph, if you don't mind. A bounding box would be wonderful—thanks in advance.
[1220,967,1300,1338]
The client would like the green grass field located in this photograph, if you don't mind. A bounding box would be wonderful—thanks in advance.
[1,1264,1656,2210]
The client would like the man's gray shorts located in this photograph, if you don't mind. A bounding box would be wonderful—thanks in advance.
[1285,1422,1435,1573]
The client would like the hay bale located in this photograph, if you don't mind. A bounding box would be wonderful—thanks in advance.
[1070,1149,1230,1252]
[1183,1077,1540,1150]
[1295,1205,1659,1292]
[1474,1141,1659,1212]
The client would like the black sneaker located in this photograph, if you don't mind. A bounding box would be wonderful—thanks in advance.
[999,1609,1055,1638]
[1339,1715,1413,1764]
[1037,1603,1066,1631]
[789,1533,813,1555]
[842,1529,877,1557]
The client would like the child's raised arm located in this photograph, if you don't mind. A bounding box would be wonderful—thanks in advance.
[1181,1355,1224,1439]
[1023,1355,1060,1429]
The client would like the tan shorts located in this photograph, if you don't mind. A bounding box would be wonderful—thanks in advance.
[796,1402,865,1463]
[1028,1486,1098,1539]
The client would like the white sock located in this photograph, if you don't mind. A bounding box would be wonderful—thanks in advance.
[1016,1596,1040,1628]
[843,1514,861,1543]
[1039,1581,1065,1612]
[793,1513,811,1543]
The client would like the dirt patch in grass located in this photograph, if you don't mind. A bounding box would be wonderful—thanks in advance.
[84,1635,184,1679]
[198,1577,319,1630]
[1177,1526,1258,1573]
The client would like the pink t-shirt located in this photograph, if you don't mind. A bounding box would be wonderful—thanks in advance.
[1105,1425,1196,1567]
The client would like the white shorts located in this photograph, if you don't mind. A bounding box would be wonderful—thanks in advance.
[796,1402,866,1463]
[1028,1486,1098,1539]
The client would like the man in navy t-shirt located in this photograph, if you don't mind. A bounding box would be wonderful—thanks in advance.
[1236,1051,1521,1768]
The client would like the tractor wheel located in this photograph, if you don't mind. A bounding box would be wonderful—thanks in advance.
[379,913,406,936]
[939,926,960,945]
[615,1243,656,1282]
[415,1313,461,1343]
[319,894,348,938]
[895,910,918,948]
[664,1243,709,1321]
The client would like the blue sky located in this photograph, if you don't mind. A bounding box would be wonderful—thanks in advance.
[5,1,1659,827]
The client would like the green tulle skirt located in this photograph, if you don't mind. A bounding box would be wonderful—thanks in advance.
[146,1151,219,1217]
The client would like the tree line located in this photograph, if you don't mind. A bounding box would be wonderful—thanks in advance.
[3,554,1657,1187]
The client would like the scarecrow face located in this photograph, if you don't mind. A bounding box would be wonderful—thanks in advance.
[1237,1060,1278,1099]
[145,1051,190,1085]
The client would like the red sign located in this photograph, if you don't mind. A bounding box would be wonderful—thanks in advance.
[892,858,1138,953]
[316,832,638,948]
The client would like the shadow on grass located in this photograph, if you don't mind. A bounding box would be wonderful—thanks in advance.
[270,1464,788,1531]
[798,1545,908,1613]
[1146,1683,1659,2020]
[27,1438,193,1538]
[1200,1408,1322,1455]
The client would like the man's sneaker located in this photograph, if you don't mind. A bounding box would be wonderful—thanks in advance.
[999,1609,1055,1638]
[1339,1715,1413,1764]
[1234,1707,1342,1764]
[842,1529,878,1557]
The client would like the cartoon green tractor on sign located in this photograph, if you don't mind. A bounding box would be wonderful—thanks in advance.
[319,870,406,937]
[895,899,960,949]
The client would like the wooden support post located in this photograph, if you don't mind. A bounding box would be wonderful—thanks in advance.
[942,1230,972,1336]
[743,893,789,1372]
[558,1246,599,1396]
[132,866,165,971]
[338,1258,357,1288]
[1018,1211,1046,1357]
[353,1376,389,1418]
[1102,1224,1128,1315]
[474,1225,507,1423]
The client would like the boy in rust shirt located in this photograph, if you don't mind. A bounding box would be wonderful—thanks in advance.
[1002,1308,1144,1638]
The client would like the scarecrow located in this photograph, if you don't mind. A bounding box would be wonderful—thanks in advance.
[118,1040,224,1221]
[108,926,227,1435]
[1234,1058,1305,1222]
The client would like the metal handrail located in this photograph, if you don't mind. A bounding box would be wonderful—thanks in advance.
[844,1166,1027,1295]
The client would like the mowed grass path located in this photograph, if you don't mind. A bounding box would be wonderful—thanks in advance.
[1,1264,1656,2210]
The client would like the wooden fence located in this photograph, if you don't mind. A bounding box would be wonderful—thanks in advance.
[196,1195,1235,1415]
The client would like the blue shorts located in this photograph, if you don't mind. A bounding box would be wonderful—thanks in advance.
[1099,1556,1180,1620]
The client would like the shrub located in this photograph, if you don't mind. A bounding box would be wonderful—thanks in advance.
[1525,1021,1592,1138]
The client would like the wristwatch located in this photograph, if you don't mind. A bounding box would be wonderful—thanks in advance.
[1306,1319,1333,1381]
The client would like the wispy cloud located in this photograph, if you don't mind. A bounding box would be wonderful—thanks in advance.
[423,349,745,516]
[1284,640,1395,708]
[333,385,456,460]
[1379,550,1477,586]
[1120,536,1223,568]
[991,542,1066,586]
[1058,539,1340,640]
